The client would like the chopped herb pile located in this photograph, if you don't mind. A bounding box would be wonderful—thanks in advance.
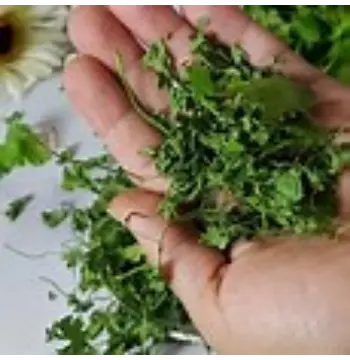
[245,5,350,83]
[130,29,348,250]
[1,5,350,355]
[46,154,191,355]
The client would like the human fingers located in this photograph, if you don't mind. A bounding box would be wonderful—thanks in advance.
[109,6,194,68]
[109,189,230,349]
[64,55,167,192]
[181,5,339,99]
[68,5,167,112]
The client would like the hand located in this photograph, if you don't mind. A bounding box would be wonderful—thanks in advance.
[65,6,350,354]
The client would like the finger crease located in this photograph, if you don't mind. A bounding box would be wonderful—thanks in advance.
[122,210,150,228]
[231,15,252,47]
[166,22,194,66]
[104,108,133,140]
[126,169,163,184]
[103,110,156,174]
[211,261,229,297]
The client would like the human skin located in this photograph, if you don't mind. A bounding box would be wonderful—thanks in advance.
[64,6,350,354]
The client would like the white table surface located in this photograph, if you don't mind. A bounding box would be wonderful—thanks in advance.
[0,75,98,355]
[0,76,206,355]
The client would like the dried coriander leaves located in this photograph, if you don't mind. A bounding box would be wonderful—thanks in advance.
[131,30,349,250]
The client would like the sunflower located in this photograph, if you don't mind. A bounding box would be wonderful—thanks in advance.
[0,5,68,100]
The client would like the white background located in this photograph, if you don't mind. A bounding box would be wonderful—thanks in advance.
[0,75,99,354]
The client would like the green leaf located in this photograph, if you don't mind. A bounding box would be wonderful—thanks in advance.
[87,312,105,340]
[61,166,87,191]
[142,40,171,75]
[57,146,77,165]
[122,245,144,263]
[21,125,52,165]
[62,247,84,269]
[225,138,244,154]
[336,63,350,85]
[229,75,314,121]
[52,316,88,352]
[71,209,90,232]
[202,227,231,250]
[275,169,303,203]
[42,207,70,228]
[292,12,321,46]
[187,64,215,97]
[0,112,51,176]
[5,194,34,221]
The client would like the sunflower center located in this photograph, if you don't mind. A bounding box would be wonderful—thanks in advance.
[0,21,14,55]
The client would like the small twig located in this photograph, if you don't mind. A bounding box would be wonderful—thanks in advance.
[152,292,168,311]
[3,243,61,260]
[39,275,69,298]
[91,295,113,303]
[168,331,203,344]
[114,264,149,281]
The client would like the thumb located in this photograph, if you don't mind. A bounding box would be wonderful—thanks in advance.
[108,189,227,331]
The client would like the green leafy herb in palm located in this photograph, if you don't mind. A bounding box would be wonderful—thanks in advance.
[244,5,350,84]
[131,30,348,250]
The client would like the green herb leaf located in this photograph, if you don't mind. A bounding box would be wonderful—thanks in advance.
[202,226,231,250]
[336,63,350,85]
[122,245,144,263]
[275,169,303,203]
[42,207,70,228]
[142,40,171,75]
[57,146,78,165]
[229,75,313,120]
[187,64,215,97]
[0,112,51,178]
[5,194,34,221]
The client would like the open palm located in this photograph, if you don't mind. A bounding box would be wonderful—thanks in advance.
[65,6,350,354]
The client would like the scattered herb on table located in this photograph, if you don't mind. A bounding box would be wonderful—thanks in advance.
[46,154,193,355]
[0,112,52,179]
[5,194,35,221]
[42,206,71,228]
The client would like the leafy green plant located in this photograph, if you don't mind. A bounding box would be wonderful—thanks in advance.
[1,5,350,355]
[0,112,51,179]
